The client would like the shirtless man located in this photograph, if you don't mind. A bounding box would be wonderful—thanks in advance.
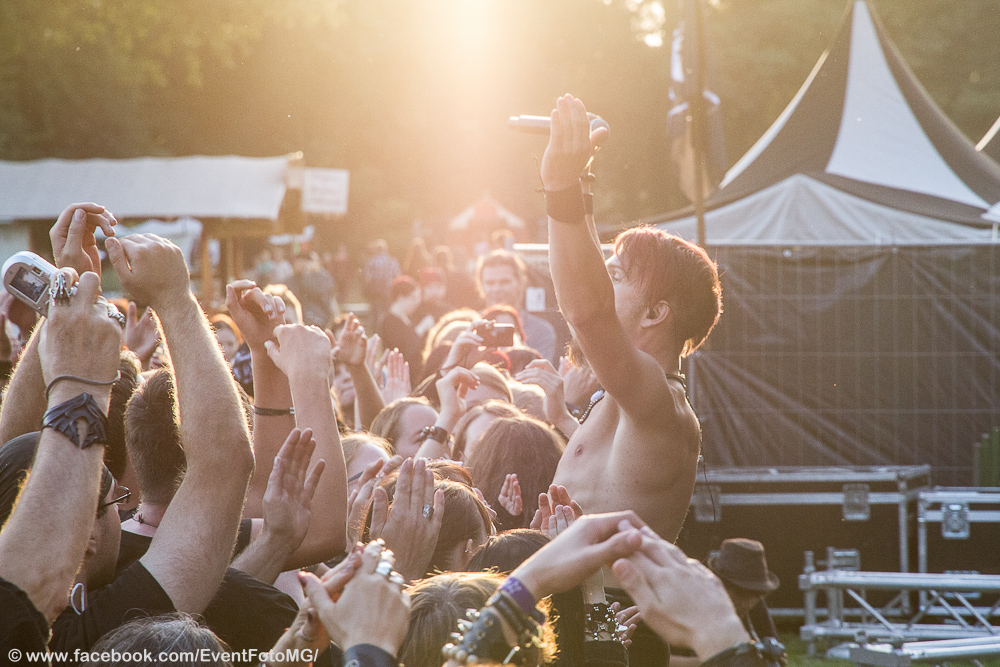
[542,94,722,546]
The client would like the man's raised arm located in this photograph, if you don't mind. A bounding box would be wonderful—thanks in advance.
[541,95,671,418]
[107,234,254,613]
[0,269,122,622]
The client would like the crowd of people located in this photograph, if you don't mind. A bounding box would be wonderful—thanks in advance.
[1,96,786,667]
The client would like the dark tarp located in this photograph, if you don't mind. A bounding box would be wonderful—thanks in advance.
[689,245,1000,485]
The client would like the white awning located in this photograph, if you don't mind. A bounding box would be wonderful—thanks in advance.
[0,155,289,221]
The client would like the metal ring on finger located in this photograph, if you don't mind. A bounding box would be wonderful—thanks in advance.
[422,504,434,519]
[107,305,126,329]
[375,559,394,577]
[50,273,76,305]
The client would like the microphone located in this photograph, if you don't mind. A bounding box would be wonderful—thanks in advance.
[507,114,611,138]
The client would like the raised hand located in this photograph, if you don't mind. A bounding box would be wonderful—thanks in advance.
[124,302,160,370]
[440,320,487,371]
[265,324,333,381]
[434,366,479,431]
[381,349,410,404]
[38,269,122,395]
[498,473,523,517]
[530,484,584,538]
[515,359,576,434]
[226,280,286,350]
[333,314,367,367]
[560,356,600,410]
[540,95,608,192]
[49,203,117,279]
[365,334,383,384]
[368,458,445,582]
[105,233,190,311]
[261,428,325,552]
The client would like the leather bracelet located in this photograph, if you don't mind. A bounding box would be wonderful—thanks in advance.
[42,393,109,449]
[442,591,543,665]
[45,372,120,401]
[544,182,587,224]
[253,405,295,416]
[420,425,449,444]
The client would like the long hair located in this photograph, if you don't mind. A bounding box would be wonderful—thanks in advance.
[467,416,565,532]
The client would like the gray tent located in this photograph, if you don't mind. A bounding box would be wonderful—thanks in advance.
[649,0,1000,484]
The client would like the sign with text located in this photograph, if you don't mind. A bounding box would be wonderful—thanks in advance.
[301,168,349,214]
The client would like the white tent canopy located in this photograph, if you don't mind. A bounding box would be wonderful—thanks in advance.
[0,155,289,221]
[650,0,1000,245]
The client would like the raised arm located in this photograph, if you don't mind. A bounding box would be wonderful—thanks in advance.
[0,269,121,621]
[541,94,671,419]
[334,314,384,430]
[225,280,292,517]
[266,323,349,563]
[107,234,254,613]
[0,204,118,444]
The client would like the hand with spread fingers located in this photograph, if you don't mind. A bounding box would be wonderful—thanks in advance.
[226,280,286,351]
[261,428,325,551]
[516,358,578,436]
[38,269,122,406]
[381,349,410,404]
[299,540,411,656]
[333,314,368,367]
[49,203,117,279]
[612,529,750,659]
[368,457,445,582]
[105,233,191,311]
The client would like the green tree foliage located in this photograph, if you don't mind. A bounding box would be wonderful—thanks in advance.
[1,0,996,248]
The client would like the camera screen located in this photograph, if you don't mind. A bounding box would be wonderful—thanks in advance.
[10,266,48,302]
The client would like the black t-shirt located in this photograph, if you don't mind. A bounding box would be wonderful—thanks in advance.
[378,313,424,386]
[115,517,254,576]
[51,561,174,662]
[200,568,297,655]
[0,577,49,659]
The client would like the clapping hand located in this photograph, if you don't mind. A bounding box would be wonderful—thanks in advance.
[106,234,190,311]
[260,428,325,551]
[530,484,584,538]
[380,349,411,403]
[265,324,333,381]
[498,473,523,517]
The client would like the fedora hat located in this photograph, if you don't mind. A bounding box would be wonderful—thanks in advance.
[707,538,780,593]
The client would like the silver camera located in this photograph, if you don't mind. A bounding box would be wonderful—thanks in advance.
[3,251,58,316]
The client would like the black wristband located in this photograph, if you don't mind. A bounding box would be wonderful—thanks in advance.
[42,393,109,449]
[253,405,295,416]
[545,182,587,223]
[420,425,449,444]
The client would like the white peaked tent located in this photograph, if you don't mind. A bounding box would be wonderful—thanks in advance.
[647,1,1000,484]
[651,0,1000,243]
